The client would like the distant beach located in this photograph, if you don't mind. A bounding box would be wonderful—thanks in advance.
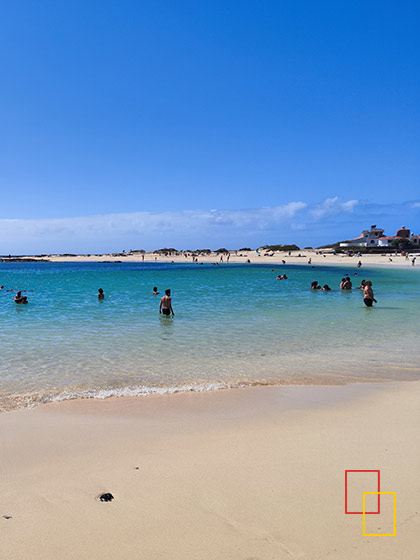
[3,248,419,268]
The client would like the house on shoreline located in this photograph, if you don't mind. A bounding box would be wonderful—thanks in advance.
[340,225,420,248]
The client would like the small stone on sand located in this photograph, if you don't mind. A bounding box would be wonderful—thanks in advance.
[99,493,114,502]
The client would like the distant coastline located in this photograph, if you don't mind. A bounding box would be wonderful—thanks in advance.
[1,248,418,268]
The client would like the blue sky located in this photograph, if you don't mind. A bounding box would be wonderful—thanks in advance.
[0,1,419,252]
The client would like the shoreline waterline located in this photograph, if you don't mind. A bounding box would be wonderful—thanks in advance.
[0,373,411,414]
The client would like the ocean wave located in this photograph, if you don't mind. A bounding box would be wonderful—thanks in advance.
[0,373,399,413]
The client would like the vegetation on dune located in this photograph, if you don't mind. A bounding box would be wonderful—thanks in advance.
[259,244,300,252]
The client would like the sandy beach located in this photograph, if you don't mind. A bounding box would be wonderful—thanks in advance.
[1,381,419,559]
[10,249,419,269]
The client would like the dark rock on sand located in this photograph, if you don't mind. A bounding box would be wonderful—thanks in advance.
[99,493,114,502]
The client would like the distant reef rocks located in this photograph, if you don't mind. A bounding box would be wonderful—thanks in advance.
[0,257,50,262]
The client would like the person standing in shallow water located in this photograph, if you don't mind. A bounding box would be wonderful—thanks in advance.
[363,281,377,307]
[159,289,174,316]
[97,288,104,300]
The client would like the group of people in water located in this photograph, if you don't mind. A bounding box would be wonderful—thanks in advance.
[0,286,30,304]
[310,276,377,307]
[310,281,331,291]
[96,286,175,316]
[2,283,175,315]
[4,268,377,311]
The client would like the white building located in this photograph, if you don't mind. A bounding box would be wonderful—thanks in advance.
[410,233,420,246]
[340,225,385,248]
[340,225,416,249]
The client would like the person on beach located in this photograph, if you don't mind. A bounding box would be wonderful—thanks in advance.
[98,288,104,300]
[159,289,174,316]
[412,257,416,266]
[151,286,160,295]
[357,261,362,268]
[14,291,28,304]
[363,281,377,307]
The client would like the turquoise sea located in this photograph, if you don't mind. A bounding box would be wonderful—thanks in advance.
[0,262,419,411]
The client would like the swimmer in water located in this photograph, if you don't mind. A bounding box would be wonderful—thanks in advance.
[363,281,377,307]
[159,289,174,316]
[14,291,28,304]
[311,281,321,290]
[322,284,331,291]
[98,288,104,300]
[151,286,160,295]
[340,277,352,290]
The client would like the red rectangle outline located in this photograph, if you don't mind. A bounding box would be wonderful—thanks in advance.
[345,470,380,514]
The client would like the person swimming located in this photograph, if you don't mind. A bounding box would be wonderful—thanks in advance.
[151,286,160,295]
[311,281,321,290]
[322,284,331,291]
[98,288,104,300]
[14,291,28,304]
[276,274,288,280]
[363,281,377,307]
[340,277,352,290]
[159,289,174,316]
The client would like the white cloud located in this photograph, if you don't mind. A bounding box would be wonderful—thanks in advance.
[7,197,409,254]
[310,197,359,219]
[0,202,309,242]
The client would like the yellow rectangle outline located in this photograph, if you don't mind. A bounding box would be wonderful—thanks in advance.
[363,491,396,536]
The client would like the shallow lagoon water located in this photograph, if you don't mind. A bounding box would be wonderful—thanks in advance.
[0,262,419,410]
